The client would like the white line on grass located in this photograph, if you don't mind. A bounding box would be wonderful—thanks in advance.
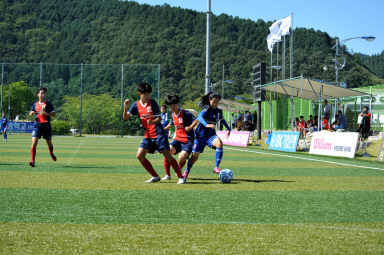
[65,138,85,165]
[291,224,384,233]
[225,147,384,171]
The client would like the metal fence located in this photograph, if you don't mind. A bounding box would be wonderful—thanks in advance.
[0,62,160,135]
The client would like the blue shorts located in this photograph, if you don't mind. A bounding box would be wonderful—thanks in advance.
[139,135,170,154]
[1,127,6,133]
[32,123,52,140]
[192,135,219,153]
[170,139,193,155]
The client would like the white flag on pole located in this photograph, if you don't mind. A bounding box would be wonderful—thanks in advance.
[267,19,282,52]
[279,16,292,36]
[267,34,281,52]
[266,15,292,52]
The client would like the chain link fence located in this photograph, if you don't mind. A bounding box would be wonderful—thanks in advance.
[0,62,160,135]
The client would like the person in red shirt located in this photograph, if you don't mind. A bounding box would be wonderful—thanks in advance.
[321,115,330,130]
[28,87,57,167]
[162,94,198,180]
[298,116,308,136]
[123,82,185,184]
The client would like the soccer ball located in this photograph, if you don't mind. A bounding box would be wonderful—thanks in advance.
[219,169,234,183]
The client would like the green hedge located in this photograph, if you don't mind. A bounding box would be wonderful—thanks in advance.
[51,120,71,135]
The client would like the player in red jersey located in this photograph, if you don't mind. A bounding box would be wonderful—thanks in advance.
[123,82,186,184]
[162,94,198,180]
[28,87,57,167]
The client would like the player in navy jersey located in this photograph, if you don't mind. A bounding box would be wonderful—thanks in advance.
[183,92,231,179]
[123,82,186,184]
[1,112,8,141]
[160,105,169,128]
[162,94,198,180]
[28,87,57,167]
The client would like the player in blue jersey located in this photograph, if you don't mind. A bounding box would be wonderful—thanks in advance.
[1,112,8,141]
[183,92,231,179]
[123,82,185,184]
[29,87,57,167]
[162,94,198,180]
[160,105,169,128]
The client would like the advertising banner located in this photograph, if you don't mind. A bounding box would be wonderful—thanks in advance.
[268,131,300,152]
[217,131,250,147]
[309,132,359,158]
[8,121,35,133]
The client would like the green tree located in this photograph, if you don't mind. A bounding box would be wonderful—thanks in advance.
[2,81,35,119]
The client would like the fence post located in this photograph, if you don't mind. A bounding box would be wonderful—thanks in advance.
[120,64,124,137]
[79,63,83,137]
[40,62,42,87]
[1,63,3,115]
[157,64,160,103]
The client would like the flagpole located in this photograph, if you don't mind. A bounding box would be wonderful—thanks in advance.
[270,51,273,82]
[290,13,293,78]
[276,42,279,80]
[283,35,286,80]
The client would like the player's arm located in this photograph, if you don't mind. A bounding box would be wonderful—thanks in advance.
[29,104,36,116]
[219,111,231,137]
[123,99,132,120]
[197,108,214,129]
[148,99,161,125]
[164,123,173,131]
[148,117,161,125]
[185,112,199,132]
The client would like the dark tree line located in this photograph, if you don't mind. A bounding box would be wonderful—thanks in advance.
[1,0,383,109]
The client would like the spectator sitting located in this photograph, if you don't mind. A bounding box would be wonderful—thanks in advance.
[336,110,347,131]
[321,115,330,131]
[242,120,254,131]
[293,117,300,132]
[312,115,319,131]
[298,116,308,136]
[231,113,236,130]
[237,111,243,130]
[330,114,339,131]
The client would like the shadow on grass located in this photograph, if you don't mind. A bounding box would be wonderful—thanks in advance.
[0,163,24,166]
[234,178,294,183]
[62,165,115,169]
[189,177,293,184]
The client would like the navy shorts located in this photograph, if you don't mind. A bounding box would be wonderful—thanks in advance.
[32,123,52,140]
[139,134,170,154]
[170,139,193,155]
[1,127,6,133]
[192,135,219,153]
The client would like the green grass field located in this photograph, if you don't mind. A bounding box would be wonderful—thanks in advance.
[0,134,383,254]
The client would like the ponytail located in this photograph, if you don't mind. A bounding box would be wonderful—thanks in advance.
[200,92,221,107]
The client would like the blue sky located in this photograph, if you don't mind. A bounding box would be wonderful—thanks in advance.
[133,0,383,56]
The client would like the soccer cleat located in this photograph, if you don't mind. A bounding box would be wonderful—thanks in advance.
[29,161,35,167]
[50,154,57,161]
[145,176,161,183]
[162,175,171,180]
[213,167,221,174]
[177,178,186,184]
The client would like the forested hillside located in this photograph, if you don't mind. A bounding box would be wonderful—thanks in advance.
[359,51,384,79]
[1,0,382,104]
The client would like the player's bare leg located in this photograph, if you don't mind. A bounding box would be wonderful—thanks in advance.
[136,148,160,182]
[183,152,200,179]
[163,150,184,184]
[163,146,177,180]
[178,151,189,170]
[29,137,39,167]
[46,139,56,161]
